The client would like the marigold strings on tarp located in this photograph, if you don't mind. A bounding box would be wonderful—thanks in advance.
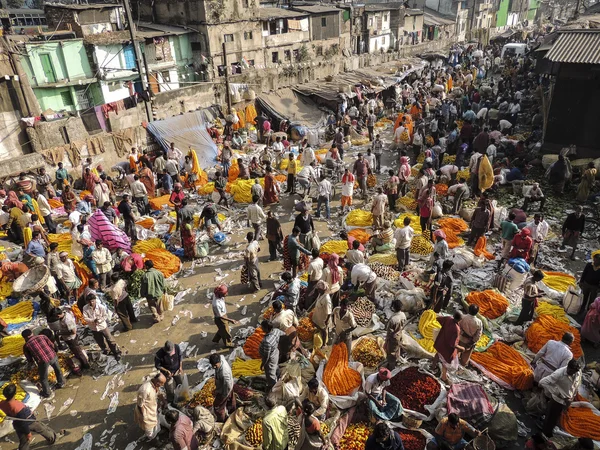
[144,248,181,278]
[560,404,600,440]
[437,217,468,249]
[542,271,576,293]
[346,210,373,227]
[471,341,534,390]
[474,236,495,260]
[525,314,583,359]
[465,290,509,319]
[323,343,362,395]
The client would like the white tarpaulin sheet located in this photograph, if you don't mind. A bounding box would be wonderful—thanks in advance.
[146,110,218,168]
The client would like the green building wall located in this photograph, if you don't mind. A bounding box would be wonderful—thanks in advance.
[496,0,510,27]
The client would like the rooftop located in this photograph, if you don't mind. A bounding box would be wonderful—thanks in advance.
[258,7,309,19]
[405,8,424,15]
[137,22,193,37]
[545,29,600,64]
[423,7,455,26]
[83,30,140,45]
[365,4,394,12]
[44,2,121,10]
[292,5,340,14]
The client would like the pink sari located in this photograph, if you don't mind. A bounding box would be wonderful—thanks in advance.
[582,298,600,344]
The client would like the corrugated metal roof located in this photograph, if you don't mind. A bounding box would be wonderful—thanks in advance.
[546,30,600,64]
[258,7,308,19]
[423,8,455,26]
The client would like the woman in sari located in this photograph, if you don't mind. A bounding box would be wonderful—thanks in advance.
[17,190,34,211]
[577,162,596,202]
[139,163,156,198]
[296,400,328,450]
[263,167,280,206]
[61,185,77,213]
[129,148,139,173]
[84,168,99,193]
[582,297,600,347]
[180,217,197,260]
[5,191,23,209]
[322,254,343,308]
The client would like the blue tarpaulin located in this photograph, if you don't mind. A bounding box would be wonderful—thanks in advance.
[146,110,218,168]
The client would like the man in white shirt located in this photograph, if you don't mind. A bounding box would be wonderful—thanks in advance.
[270,300,298,331]
[306,248,323,299]
[365,368,393,412]
[107,273,137,331]
[523,182,545,211]
[297,162,318,196]
[437,165,459,184]
[82,295,121,360]
[315,176,332,220]
[348,262,377,301]
[212,284,237,348]
[271,136,284,154]
[394,216,415,271]
[247,195,266,241]
[93,180,111,207]
[55,252,81,297]
[371,187,388,230]
[130,175,149,215]
[168,142,183,162]
[486,141,497,164]
[56,308,89,368]
[165,158,180,183]
[476,106,489,121]
[310,281,332,343]
[365,149,376,172]
[345,240,365,265]
[244,232,262,292]
[499,119,513,132]
[300,145,316,167]
[371,135,384,173]
[532,333,574,383]
[91,240,112,289]
[340,169,355,214]
[393,124,406,148]
[526,213,550,266]
[539,359,582,437]
[68,209,82,228]
[34,190,56,233]
[332,298,357,357]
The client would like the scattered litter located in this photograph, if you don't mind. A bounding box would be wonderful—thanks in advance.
[74,433,93,450]
[107,392,119,414]
[58,397,73,415]
[43,402,55,419]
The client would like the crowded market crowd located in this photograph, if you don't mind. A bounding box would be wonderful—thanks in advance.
[0,37,599,450]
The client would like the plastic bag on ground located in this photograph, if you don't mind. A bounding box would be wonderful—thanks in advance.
[174,373,190,403]
[563,286,583,315]
[488,403,519,445]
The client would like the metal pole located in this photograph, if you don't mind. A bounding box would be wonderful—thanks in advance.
[222,41,232,115]
[122,0,153,122]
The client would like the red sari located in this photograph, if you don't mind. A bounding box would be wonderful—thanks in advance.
[84,171,99,193]
[263,173,279,206]
[139,167,156,198]
[181,223,197,259]
[61,189,77,212]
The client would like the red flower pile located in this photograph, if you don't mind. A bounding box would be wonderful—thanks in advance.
[398,429,426,450]
[387,366,441,414]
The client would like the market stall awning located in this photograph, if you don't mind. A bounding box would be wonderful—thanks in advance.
[146,110,218,168]
[256,88,327,128]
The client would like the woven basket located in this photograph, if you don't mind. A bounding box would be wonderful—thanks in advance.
[13,265,50,293]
